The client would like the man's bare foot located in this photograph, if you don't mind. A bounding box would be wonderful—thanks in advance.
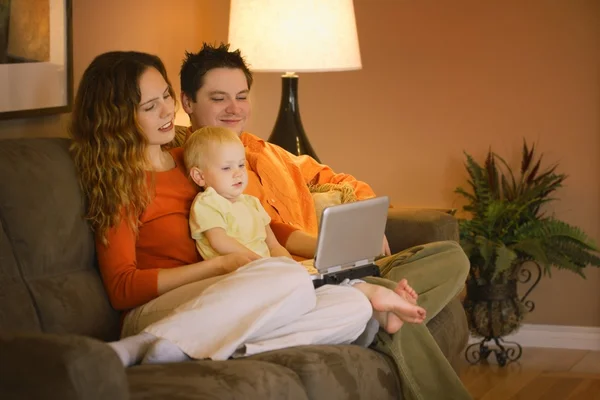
[353,283,426,334]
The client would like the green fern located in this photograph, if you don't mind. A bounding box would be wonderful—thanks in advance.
[492,244,518,281]
[455,140,600,284]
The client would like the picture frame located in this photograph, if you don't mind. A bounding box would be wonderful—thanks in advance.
[0,0,73,120]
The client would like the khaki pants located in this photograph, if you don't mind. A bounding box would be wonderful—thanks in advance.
[122,257,372,360]
[369,240,472,400]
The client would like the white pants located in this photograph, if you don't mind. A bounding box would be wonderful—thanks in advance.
[121,257,373,360]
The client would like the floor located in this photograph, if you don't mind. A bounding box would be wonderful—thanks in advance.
[458,348,600,399]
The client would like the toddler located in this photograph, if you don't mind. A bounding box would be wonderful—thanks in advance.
[183,126,292,261]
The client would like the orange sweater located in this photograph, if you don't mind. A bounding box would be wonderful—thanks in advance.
[95,148,199,311]
[241,132,376,246]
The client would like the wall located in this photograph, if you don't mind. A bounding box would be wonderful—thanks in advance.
[203,0,600,328]
[0,0,598,327]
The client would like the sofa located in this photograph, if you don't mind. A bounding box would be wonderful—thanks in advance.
[0,137,468,400]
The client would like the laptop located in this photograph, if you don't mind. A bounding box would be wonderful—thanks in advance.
[301,196,390,288]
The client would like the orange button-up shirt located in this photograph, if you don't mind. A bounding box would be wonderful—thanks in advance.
[241,132,376,246]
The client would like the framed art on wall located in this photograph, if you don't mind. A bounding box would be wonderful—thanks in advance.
[0,0,72,120]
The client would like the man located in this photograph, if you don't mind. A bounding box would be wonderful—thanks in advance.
[179,43,389,259]
[177,43,472,400]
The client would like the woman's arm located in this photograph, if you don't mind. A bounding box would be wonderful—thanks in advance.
[156,253,252,295]
[97,219,252,311]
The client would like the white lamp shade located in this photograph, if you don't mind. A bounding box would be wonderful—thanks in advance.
[228,0,362,73]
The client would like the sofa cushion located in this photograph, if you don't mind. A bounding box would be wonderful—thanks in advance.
[0,217,41,332]
[244,345,400,400]
[127,359,309,400]
[0,138,119,340]
[0,332,128,400]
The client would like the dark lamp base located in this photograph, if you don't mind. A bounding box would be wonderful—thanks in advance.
[267,75,321,163]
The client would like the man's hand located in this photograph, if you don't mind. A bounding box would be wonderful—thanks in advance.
[284,230,318,259]
[382,234,391,256]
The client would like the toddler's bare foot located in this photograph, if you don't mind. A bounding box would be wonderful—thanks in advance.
[396,279,418,305]
[372,310,405,334]
[373,279,421,332]
[354,283,426,334]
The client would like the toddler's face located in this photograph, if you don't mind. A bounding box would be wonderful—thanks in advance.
[201,142,248,201]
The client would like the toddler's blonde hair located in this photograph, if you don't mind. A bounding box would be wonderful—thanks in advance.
[184,126,243,171]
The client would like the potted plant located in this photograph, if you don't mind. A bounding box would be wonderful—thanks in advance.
[455,141,600,364]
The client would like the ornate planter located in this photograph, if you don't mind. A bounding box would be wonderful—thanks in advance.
[463,262,542,366]
[464,279,527,338]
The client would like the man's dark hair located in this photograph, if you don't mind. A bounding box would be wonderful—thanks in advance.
[180,43,253,101]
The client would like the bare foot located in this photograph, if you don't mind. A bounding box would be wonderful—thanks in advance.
[372,309,406,334]
[396,279,418,305]
[354,283,426,334]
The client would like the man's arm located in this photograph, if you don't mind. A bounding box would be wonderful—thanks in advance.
[283,230,318,259]
[264,225,293,258]
[204,228,262,260]
[261,141,377,201]
[293,153,376,201]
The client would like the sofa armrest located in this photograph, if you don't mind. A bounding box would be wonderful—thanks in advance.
[385,208,459,253]
[0,332,128,400]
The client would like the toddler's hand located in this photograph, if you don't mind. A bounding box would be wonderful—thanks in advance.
[243,251,263,261]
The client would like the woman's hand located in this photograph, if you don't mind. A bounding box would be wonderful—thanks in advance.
[219,252,256,273]
[157,254,255,295]
[270,244,293,259]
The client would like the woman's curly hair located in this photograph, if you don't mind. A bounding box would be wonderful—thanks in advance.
[69,51,176,244]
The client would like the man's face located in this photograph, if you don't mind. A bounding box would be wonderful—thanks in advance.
[182,68,251,135]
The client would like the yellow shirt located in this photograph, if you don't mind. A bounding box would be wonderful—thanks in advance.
[189,187,271,260]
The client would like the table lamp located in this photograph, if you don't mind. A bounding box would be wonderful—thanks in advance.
[228,0,362,163]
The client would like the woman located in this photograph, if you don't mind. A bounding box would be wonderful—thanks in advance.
[69,51,426,367]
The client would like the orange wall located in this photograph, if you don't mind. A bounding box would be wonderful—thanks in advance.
[206,0,600,328]
[1,0,598,327]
